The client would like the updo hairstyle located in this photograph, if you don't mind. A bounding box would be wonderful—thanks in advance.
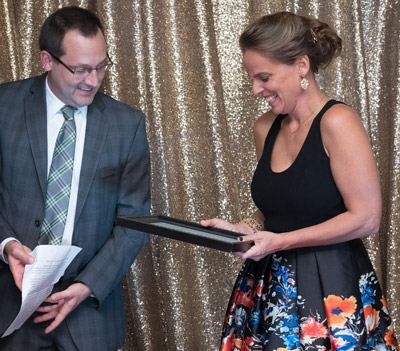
[239,12,342,74]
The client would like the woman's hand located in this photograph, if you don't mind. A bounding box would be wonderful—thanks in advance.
[200,218,239,232]
[235,230,283,261]
[201,218,283,261]
[200,218,255,236]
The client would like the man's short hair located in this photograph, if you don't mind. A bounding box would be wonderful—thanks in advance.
[39,6,104,57]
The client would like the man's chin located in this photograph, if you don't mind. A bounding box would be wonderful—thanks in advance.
[73,95,96,108]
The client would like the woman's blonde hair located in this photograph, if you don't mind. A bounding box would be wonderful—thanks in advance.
[239,12,342,74]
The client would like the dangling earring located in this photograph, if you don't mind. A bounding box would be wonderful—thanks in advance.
[300,75,309,90]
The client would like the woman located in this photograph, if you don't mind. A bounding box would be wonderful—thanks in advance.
[201,12,398,351]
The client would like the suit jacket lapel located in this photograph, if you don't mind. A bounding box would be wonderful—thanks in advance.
[74,94,109,226]
[25,74,48,200]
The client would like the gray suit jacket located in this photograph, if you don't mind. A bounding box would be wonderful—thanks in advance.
[0,74,150,350]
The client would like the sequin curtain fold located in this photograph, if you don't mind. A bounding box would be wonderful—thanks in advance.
[0,1,399,350]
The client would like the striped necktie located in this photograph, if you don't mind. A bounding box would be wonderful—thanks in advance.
[38,105,76,245]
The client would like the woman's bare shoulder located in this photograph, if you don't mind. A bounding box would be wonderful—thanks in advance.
[321,102,370,156]
[321,103,362,131]
[253,110,277,136]
[253,110,277,160]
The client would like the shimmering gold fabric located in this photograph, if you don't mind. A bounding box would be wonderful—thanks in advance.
[1,1,399,350]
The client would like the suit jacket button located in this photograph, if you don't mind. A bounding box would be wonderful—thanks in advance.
[35,220,41,227]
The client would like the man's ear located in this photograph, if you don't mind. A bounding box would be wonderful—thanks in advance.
[40,51,53,71]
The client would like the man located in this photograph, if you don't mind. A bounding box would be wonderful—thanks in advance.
[0,6,150,351]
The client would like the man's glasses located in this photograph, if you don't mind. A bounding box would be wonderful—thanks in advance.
[48,51,113,77]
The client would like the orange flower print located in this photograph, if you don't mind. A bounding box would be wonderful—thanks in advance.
[381,295,389,315]
[231,279,255,310]
[300,317,328,344]
[233,338,243,349]
[220,330,235,351]
[238,289,254,309]
[220,341,233,351]
[363,305,380,332]
[330,335,348,351]
[256,280,263,297]
[385,328,399,349]
[229,286,241,313]
[244,336,254,347]
[381,295,388,308]
[324,295,357,327]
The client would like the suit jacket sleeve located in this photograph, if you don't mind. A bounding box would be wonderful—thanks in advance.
[73,108,150,304]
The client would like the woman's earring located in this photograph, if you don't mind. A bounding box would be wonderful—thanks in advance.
[300,76,309,90]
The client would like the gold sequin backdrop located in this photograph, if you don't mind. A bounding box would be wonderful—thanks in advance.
[0,0,399,349]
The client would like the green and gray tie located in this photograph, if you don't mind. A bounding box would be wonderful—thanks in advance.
[39,105,76,245]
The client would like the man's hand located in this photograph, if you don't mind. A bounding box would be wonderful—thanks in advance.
[4,240,34,291]
[34,282,92,334]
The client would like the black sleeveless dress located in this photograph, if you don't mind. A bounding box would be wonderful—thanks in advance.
[220,101,399,351]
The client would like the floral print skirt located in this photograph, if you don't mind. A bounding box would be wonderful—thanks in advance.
[220,239,399,351]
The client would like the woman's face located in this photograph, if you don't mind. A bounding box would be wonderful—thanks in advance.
[243,50,301,115]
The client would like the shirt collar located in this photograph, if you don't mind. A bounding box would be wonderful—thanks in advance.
[45,77,88,119]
